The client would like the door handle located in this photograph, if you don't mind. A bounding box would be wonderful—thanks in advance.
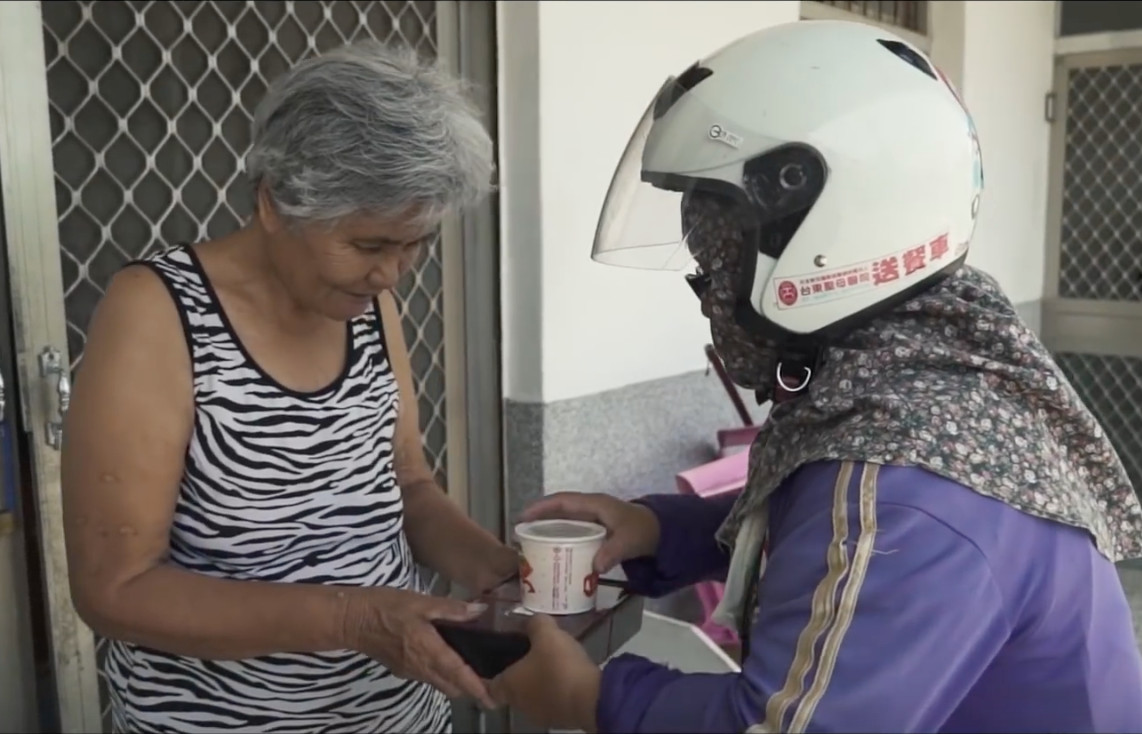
[39,346,70,451]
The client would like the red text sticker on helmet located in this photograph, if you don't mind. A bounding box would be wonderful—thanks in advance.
[777,280,799,306]
[774,233,951,311]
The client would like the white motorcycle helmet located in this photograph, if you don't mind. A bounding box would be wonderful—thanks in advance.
[593,19,983,387]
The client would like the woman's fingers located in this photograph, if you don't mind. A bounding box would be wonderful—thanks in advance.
[425,634,497,709]
[450,663,497,710]
[519,492,611,524]
[426,674,463,701]
[592,539,625,574]
[521,493,645,573]
[523,612,560,638]
[421,597,488,623]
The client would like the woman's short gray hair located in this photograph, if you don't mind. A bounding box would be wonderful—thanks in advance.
[246,40,495,227]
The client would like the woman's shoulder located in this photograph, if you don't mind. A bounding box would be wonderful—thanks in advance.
[777,460,1038,553]
[778,460,1097,576]
[85,260,192,367]
[69,257,194,428]
[133,243,199,285]
[102,260,183,318]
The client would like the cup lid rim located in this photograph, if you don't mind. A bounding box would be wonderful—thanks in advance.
[514,518,607,543]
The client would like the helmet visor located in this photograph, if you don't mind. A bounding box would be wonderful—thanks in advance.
[590,73,778,271]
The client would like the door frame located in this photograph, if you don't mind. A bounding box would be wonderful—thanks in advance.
[1040,46,1142,359]
[436,0,506,543]
[0,163,45,732]
[0,2,102,730]
[0,0,505,730]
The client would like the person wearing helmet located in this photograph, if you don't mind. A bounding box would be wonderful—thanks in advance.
[488,20,1142,734]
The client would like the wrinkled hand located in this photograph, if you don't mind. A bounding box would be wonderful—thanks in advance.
[342,587,496,709]
[466,542,520,595]
[489,614,602,733]
[521,492,661,573]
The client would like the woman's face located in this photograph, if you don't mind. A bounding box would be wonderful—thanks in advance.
[259,196,432,321]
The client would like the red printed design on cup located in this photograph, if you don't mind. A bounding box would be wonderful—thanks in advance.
[519,553,536,594]
[583,571,598,598]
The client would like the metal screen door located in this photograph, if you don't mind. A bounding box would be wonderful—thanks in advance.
[0,1,501,730]
[1043,47,1142,499]
[42,0,455,477]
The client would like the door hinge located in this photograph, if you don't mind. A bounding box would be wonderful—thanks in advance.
[1044,92,1057,123]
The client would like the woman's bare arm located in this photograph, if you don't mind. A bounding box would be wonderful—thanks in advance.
[378,291,516,594]
[62,265,353,659]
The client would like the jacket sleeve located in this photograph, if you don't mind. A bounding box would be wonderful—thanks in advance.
[619,491,738,598]
[597,463,1011,733]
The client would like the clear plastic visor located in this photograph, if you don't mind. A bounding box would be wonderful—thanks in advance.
[590,76,766,271]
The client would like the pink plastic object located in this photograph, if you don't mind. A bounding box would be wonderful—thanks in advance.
[675,450,750,500]
[716,425,762,458]
[674,431,756,646]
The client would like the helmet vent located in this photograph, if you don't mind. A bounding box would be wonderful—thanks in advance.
[653,62,714,120]
[878,39,936,80]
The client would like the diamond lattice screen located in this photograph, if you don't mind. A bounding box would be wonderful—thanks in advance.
[39,1,449,728]
[1059,63,1142,302]
[1054,352,1142,500]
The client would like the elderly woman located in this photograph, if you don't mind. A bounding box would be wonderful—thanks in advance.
[59,41,515,732]
[491,21,1142,734]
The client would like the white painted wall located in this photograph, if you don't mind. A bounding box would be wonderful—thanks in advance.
[960,1,1055,305]
[498,0,801,404]
[498,0,1056,404]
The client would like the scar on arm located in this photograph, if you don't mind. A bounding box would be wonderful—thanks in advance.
[75,471,139,539]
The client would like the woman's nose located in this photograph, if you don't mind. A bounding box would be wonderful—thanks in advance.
[366,256,402,290]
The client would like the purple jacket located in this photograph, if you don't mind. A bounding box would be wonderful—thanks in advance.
[600,460,1142,733]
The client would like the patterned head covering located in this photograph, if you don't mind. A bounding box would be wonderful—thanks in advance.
[682,195,1142,630]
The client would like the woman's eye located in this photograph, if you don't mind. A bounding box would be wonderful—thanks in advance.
[403,241,429,260]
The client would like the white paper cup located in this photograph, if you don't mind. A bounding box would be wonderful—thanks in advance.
[514,519,607,615]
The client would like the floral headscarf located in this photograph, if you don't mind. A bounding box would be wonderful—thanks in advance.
[682,196,1142,632]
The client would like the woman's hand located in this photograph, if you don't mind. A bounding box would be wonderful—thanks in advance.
[520,492,662,573]
[342,587,497,709]
[466,542,520,595]
[489,614,602,733]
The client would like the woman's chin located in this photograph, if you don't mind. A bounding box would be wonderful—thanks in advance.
[326,293,375,320]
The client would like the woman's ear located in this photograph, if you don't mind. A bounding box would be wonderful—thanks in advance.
[254,182,283,235]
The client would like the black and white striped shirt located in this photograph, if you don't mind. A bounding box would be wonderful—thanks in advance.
[103,244,449,733]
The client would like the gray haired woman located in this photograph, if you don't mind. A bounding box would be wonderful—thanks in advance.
[59,41,515,732]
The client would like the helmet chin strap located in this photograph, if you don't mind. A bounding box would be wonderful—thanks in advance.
[767,344,825,405]
[730,273,826,405]
[776,360,814,393]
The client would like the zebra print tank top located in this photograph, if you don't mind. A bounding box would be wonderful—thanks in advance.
[102,245,450,733]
